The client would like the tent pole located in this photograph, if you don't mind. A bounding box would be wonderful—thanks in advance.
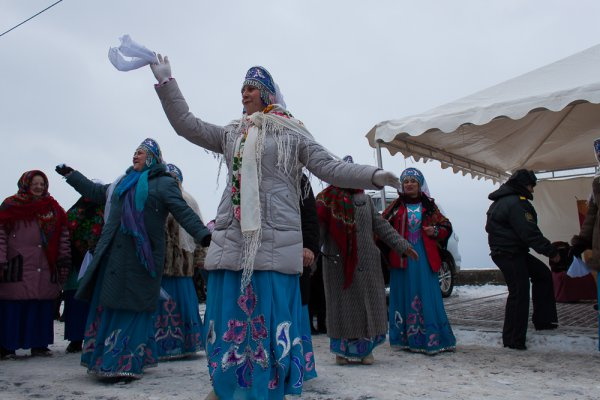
[376,140,386,212]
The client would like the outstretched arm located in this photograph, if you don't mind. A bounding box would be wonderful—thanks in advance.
[152,55,226,154]
[64,171,109,205]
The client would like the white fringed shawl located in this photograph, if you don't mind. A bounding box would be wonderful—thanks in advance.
[232,105,314,290]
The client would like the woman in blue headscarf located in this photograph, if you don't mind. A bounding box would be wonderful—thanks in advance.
[154,163,206,360]
[55,138,211,380]
[382,167,456,354]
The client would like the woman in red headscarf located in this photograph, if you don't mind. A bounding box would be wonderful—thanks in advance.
[0,170,71,359]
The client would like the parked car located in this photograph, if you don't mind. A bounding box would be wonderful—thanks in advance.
[367,190,461,297]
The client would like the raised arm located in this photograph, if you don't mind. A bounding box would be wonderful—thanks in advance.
[65,171,110,205]
[299,138,381,190]
[155,80,226,154]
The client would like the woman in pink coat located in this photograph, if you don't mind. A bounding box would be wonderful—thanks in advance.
[0,170,71,359]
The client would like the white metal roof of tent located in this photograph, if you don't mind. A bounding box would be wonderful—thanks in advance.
[366,44,600,183]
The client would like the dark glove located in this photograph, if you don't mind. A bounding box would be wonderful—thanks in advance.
[55,164,74,177]
[57,259,71,284]
[0,262,7,282]
[568,244,586,260]
[200,234,212,248]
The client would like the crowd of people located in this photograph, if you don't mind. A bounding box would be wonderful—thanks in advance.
[0,55,597,400]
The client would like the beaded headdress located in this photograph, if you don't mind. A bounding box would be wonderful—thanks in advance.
[166,163,183,183]
[242,66,276,107]
[137,138,163,166]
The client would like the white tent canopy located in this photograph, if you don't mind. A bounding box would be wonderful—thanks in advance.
[534,177,592,243]
[366,44,600,182]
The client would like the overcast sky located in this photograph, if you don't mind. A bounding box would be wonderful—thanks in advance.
[2,0,599,268]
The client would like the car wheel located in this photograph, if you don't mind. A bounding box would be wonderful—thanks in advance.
[438,251,455,298]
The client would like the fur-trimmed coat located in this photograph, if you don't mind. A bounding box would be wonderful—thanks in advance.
[163,213,207,277]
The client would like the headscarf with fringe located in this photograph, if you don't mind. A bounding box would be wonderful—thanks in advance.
[230,103,314,291]
[316,185,364,289]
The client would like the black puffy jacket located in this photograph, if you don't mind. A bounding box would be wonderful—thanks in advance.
[485,182,557,258]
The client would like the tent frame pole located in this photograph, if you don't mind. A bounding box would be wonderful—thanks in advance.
[376,140,386,212]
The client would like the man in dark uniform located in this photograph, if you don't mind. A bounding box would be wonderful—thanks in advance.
[486,169,560,350]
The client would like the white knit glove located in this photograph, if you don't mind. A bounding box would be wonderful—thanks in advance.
[150,53,172,84]
[372,170,401,190]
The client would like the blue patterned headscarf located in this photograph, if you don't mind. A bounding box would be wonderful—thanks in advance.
[400,167,424,186]
[166,163,183,183]
[399,167,430,197]
[243,66,276,106]
[138,138,163,166]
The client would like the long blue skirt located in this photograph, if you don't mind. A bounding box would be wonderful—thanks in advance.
[204,270,316,399]
[80,264,158,379]
[155,276,204,360]
[0,299,54,350]
[63,290,90,342]
[388,239,456,354]
[301,304,317,380]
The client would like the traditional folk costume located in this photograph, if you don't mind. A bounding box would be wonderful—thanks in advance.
[65,139,210,379]
[317,156,412,364]
[0,170,70,358]
[154,163,206,360]
[155,66,381,399]
[383,168,456,354]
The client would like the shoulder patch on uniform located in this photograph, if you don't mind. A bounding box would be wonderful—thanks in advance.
[524,212,534,222]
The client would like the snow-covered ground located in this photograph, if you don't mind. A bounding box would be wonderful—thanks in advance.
[1,285,599,400]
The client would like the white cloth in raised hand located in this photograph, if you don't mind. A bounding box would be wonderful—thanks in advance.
[108,34,157,71]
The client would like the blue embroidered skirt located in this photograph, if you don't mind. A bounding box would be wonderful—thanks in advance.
[204,270,316,399]
[388,238,456,354]
[155,276,204,360]
[301,304,317,380]
[80,263,158,378]
[0,299,54,350]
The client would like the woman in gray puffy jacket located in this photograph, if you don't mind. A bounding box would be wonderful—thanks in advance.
[150,57,402,400]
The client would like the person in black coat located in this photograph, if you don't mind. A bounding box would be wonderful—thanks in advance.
[299,174,320,307]
[485,169,560,350]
